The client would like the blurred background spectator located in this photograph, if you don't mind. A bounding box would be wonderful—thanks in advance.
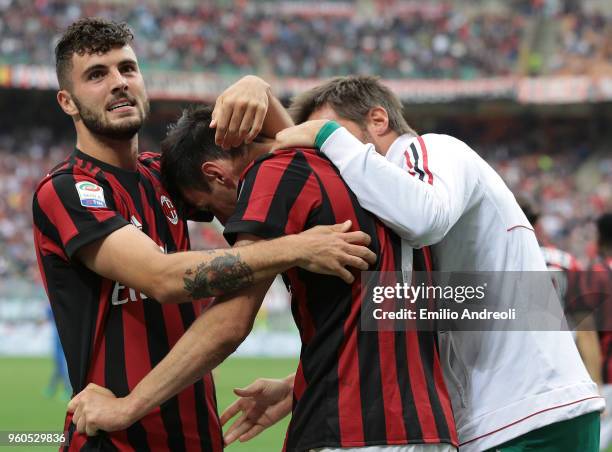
[0,0,610,80]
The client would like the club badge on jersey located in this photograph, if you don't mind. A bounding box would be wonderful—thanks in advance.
[75,181,106,208]
[160,195,179,225]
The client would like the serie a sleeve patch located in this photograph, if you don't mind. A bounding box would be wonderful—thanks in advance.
[75,180,107,208]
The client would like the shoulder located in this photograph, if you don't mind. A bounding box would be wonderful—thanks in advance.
[419,133,475,154]
[34,170,109,209]
[138,151,162,173]
[241,148,313,180]
[542,246,581,271]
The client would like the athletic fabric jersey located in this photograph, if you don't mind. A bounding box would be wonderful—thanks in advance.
[33,149,222,451]
[580,257,612,382]
[541,245,582,305]
[317,126,604,452]
[224,149,457,451]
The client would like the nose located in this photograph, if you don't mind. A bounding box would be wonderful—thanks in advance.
[109,68,128,94]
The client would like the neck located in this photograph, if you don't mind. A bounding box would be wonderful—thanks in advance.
[76,128,139,171]
[376,131,401,157]
[231,143,270,178]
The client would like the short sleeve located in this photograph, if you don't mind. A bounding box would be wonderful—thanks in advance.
[223,152,321,245]
[33,174,129,259]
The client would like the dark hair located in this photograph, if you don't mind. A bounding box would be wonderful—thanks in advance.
[597,213,612,249]
[55,18,134,89]
[515,194,540,226]
[161,105,234,207]
[289,75,416,135]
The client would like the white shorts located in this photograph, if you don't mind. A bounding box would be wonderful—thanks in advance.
[310,444,456,452]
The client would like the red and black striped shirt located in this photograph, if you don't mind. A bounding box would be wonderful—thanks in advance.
[224,149,457,451]
[579,257,612,382]
[32,149,222,452]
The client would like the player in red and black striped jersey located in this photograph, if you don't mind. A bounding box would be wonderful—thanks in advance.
[584,213,612,449]
[224,149,456,451]
[69,104,457,451]
[34,151,225,451]
[580,214,612,382]
[36,19,378,451]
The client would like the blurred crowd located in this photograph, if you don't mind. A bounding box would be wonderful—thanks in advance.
[550,7,612,76]
[483,132,611,263]
[0,0,609,79]
[0,119,609,288]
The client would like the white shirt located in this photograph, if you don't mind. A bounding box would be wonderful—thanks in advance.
[319,127,604,452]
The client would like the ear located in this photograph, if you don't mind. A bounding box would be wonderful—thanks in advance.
[57,89,79,116]
[366,107,390,136]
[201,161,230,186]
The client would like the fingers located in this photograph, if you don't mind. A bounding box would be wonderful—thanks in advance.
[344,255,370,272]
[220,399,244,426]
[85,383,112,395]
[233,383,264,398]
[75,410,86,434]
[224,413,251,445]
[86,422,99,437]
[221,380,266,425]
[212,96,268,149]
[274,127,290,142]
[345,244,377,265]
[236,107,257,147]
[274,125,299,145]
[73,400,90,435]
[213,101,229,147]
[246,104,266,144]
[239,425,265,442]
[225,101,249,149]
[67,392,81,413]
[336,266,355,284]
[74,404,98,436]
[340,230,371,246]
[329,220,352,233]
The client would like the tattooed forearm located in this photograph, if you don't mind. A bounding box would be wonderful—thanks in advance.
[183,252,255,299]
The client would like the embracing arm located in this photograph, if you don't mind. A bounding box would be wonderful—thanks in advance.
[319,125,477,246]
[76,220,374,304]
[276,121,478,247]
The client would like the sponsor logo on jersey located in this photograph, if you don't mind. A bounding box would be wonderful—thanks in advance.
[160,195,179,225]
[75,181,106,208]
[111,283,150,305]
[111,245,165,305]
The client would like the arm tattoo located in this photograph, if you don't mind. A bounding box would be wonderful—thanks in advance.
[183,252,255,299]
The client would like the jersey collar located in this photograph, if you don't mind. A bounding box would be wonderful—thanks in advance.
[385,133,419,164]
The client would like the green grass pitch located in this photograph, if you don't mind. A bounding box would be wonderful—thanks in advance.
[0,357,296,451]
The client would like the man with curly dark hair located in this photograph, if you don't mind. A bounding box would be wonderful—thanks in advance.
[53,19,148,141]
[32,18,376,451]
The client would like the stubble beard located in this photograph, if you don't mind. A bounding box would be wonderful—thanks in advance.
[73,94,150,141]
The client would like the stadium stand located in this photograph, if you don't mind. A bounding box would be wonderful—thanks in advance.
[1,0,609,79]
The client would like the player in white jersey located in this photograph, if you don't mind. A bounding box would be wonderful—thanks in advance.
[221,76,604,452]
